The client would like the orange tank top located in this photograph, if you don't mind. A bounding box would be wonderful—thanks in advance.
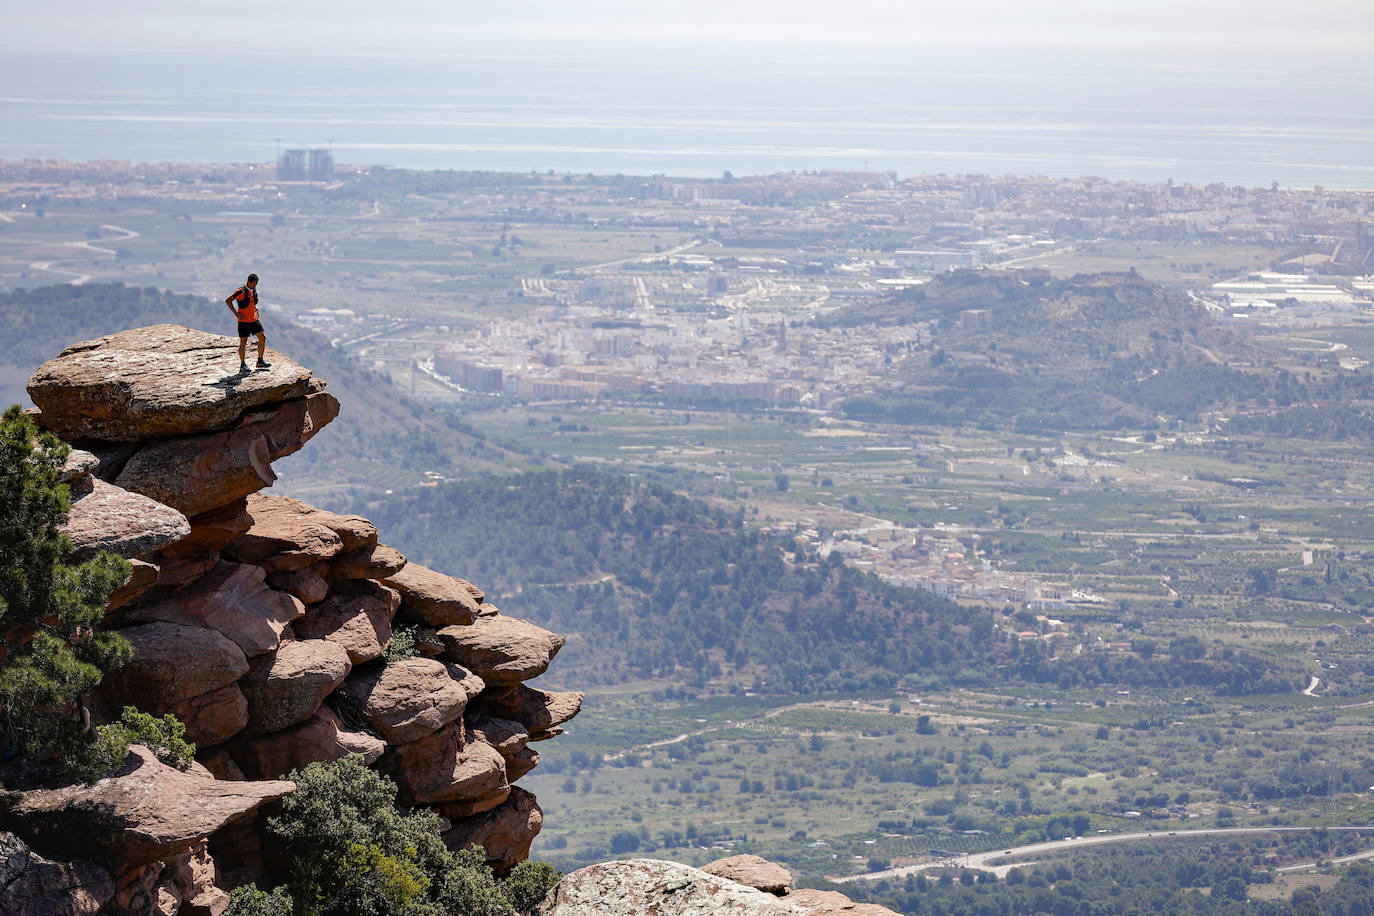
[233,286,259,322]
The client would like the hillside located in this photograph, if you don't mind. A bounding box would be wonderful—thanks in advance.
[825,270,1366,431]
[363,468,1299,696]
[0,283,518,488]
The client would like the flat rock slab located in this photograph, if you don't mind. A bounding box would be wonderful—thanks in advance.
[63,478,190,560]
[384,562,480,627]
[121,560,303,658]
[6,746,293,872]
[437,614,565,687]
[340,657,482,745]
[537,859,799,916]
[240,639,351,735]
[27,325,313,442]
[702,855,793,896]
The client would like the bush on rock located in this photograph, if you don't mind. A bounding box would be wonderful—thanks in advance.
[227,754,559,916]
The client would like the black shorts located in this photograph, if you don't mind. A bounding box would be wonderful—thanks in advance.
[237,320,265,338]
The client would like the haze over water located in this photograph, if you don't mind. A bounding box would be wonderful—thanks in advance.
[4,40,1372,188]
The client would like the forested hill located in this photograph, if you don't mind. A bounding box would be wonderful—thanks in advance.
[364,468,1299,696]
[0,283,513,478]
[825,270,1366,431]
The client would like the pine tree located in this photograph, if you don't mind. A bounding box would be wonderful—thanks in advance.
[0,405,132,782]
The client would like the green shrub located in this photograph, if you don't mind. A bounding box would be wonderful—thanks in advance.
[96,706,196,768]
[226,886,293,916]
[228,755,560,916]
[384,626,419,663]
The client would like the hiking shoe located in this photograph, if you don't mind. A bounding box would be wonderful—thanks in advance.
[256,358,271,369]
[240,361,250,373]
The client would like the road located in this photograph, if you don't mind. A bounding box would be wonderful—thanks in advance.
[575,238,701,273]
[834,825,1374,883]
[27,224,139,286]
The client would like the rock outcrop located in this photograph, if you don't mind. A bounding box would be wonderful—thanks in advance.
[537,859,901,916]
[3,326,580,914]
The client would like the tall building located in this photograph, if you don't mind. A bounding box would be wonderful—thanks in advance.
[278,149,334,181]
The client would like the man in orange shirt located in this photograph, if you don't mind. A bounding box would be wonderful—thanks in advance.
[226,273,270,373]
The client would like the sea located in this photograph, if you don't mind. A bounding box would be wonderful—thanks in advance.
[3,43,1372,188]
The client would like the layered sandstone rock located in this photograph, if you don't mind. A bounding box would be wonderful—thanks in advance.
[9,325,579,913]
[703,854,794,896]
[5,746,292,873]
[537,859,901,916]
[26,325,314,442]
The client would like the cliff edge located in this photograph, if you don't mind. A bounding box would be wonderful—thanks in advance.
[2,326,580,915]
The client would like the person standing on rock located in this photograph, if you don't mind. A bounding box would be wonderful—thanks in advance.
[226,273,271,373]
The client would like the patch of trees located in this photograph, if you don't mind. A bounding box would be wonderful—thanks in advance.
[366,469,1299,696]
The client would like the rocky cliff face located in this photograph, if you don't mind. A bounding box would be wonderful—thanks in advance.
[2,326,580,915]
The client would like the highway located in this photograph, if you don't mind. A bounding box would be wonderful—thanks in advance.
[834,825,1374,883]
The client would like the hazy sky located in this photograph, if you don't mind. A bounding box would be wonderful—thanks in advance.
[9,0,1373,55]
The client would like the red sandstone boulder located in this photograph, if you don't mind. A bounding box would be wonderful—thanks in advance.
[329,543,407,582]
[63,478,191,561]
[383,723,508,806]
[224,494,347,573]
[505,747,539,782]
[240,640,351,735]
[339,658,482,745]
[26,325,314,442]
[5,746,293,872]
[784,889,905,915]
[101,622,249,716]
[383,562,480,627]
[267,564,331,605]
[467,715,530,761]
[104,559,160,613]
[702,855,793,896]
[294,580,399,664]
[436,614,564,687]
[465,715,539,781]
[196,749,246,782]
[228,706,385,780]
[113,392,339,517]
[469,684,583,734]
[58,447,100,482]
[442,786,541,875]
[160,500,254,560]
[152,553,220,593]
[170,682,250,748]
[120,561,303,658]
